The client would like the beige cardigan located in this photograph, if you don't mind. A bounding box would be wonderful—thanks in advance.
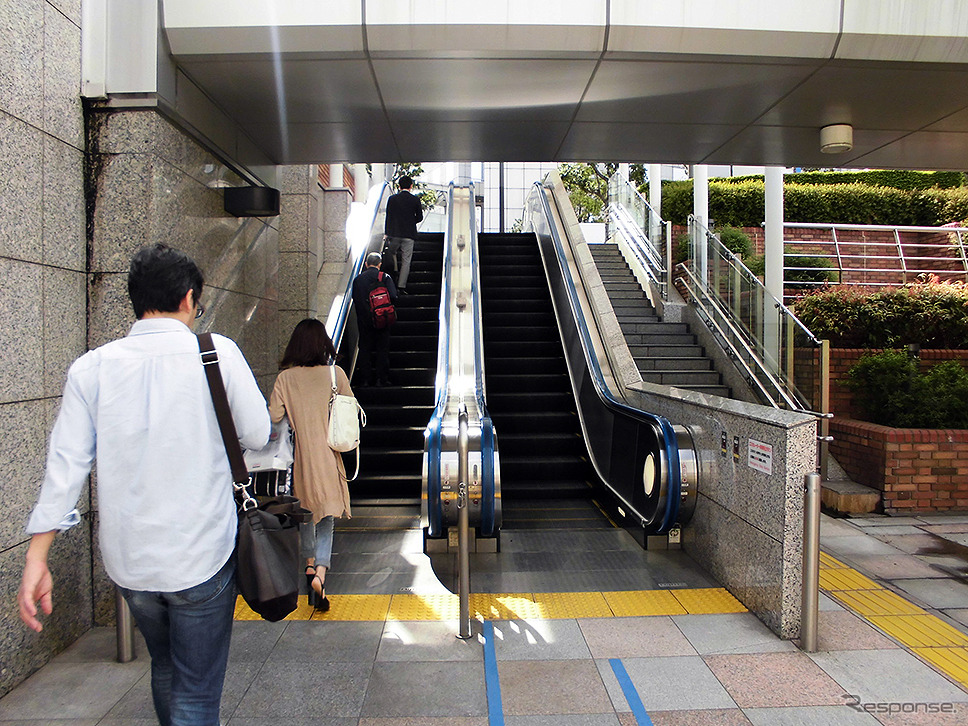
[268,365,354,522]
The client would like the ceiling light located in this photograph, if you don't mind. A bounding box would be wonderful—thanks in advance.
[820,124,853,154]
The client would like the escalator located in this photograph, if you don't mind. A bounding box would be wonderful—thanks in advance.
[479,233,608,529]
[349,233,443,502]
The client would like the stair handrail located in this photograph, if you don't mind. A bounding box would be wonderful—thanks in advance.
[328,180,393,352]
[607,172,672,300]
[684,214,827,416]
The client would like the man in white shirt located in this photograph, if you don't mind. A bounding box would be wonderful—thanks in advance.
[18,244,270,726]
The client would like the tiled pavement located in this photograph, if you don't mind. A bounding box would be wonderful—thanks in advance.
[2,513,968,725]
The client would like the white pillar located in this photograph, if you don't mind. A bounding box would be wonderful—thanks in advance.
[353,164,368,203]
[693,164,709,283]
[618,163,630,181]
[764,166,785,368]
[648,163,663,248]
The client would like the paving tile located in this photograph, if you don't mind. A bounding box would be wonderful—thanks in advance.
[227,620,287,662]
[873,700,968,725]
[0,662,144,720]
[578,616,696,659]
[360,661,486,718]
[491,619,592,661]
[596,656,736,712]
[815,611,899,651]
[872,534,943,556]
[821,518,865,537]
[854,526,925,537]
[648,709,753,725]
[822,536,902,558]
[503,715,622,725]
[377,620,485,662]
[819,593,847,612]
[228,720,357,725]
[920,524,968,535]
[942,609,968,630]
[743,704,879,724]
[892,579,968,610]
[233,661,371,718]
[703,652,846,708]
[500,659,613,715]
[847,554,948,580]
[849,516,926,527]
[916,516,968,526]
[672,613,797,655]
[51,626,149,665]
[357,719,487,726]
[807,649,968,704]
[265,620,384,662]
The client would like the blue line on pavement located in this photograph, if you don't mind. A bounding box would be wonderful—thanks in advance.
[610,658,653,725]
[482,620,505,726]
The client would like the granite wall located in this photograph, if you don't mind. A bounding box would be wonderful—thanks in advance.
[0,38,334,695]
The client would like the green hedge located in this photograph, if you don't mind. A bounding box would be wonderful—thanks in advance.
[723,170,966,190]
[793,281,968,348]
[654,179,968,227]
[845,350,968,428]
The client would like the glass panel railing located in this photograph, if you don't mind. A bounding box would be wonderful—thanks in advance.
[606,172,671,300]
[684,215,829,417]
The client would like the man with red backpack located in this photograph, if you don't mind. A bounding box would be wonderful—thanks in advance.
[352,251,398,386]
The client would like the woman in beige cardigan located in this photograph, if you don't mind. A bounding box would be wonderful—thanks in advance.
[268,319,355,612]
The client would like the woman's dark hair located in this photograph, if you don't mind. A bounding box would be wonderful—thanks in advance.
[127,244,204,318]
[279,319,338,369]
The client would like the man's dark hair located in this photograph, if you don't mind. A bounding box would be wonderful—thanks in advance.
[398,175,414,190]
[279,318,337,369]
[127,244,204,319]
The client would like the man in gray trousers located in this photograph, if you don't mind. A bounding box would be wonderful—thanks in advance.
[383,175,423,294]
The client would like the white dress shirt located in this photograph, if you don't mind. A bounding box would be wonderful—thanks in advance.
[27,318,270,592]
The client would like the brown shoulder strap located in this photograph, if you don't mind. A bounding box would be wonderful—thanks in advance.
[197,333,249,484]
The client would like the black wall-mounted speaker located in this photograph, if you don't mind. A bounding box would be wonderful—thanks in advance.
[224,186,280,217]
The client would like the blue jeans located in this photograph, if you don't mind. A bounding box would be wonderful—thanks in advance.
[120,555,236,726]
[300,515,335,568]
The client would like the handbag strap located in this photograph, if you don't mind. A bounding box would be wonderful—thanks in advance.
[197,333,250,487]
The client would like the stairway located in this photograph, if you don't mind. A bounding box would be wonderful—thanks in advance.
[349,233,442,502]
[479,233,599,510]
[589,243,731,398]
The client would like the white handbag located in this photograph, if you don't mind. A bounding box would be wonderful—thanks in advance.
[327,366,365,480]
[243,417,295,497]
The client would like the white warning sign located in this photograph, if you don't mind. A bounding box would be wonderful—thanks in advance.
[748,439,773,475]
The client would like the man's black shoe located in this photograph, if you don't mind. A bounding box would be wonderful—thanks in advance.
[398,288,409,295]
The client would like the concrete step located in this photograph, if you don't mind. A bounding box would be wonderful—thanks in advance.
[821,479,880,515]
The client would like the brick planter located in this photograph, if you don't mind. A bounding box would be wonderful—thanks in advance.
[829,418,968,513]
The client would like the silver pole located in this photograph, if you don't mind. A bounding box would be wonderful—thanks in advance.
[115,587,136,663]
[801,472,821,652]
[457,405,472,639]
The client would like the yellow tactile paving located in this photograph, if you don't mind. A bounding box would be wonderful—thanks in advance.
[868,614,968,648]
[388,593,459,621]
[819,567,881,592]
[912,647,968,690]
[829,587,926,617]
[603,589,687,616]
[317,594,391,621]
[471,593,541,621]
[672,588,747,614]
[532,591,613,619]
[819,551,849,569]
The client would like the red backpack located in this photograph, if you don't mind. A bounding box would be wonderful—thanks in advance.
[368,272,397,329]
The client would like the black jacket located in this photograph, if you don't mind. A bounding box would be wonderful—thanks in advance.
[385,190,423,240]
[352,267,398,328]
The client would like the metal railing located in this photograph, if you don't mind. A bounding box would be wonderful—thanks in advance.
[683,215,830,421]
[606,172,673,301]
[781,222,968,300]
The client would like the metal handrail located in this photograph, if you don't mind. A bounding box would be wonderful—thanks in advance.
[607,172,670,300]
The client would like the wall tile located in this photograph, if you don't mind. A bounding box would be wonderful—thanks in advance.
[87,272,135,350]
[0,0,43,127]
[322,190,351,233]
[43,3,82,148]
[278,252,312,311]
[280,165,313,195]
[0,399,51,550]
[43,266,86,397]
[46,0,81,26]
[42,135,85,271]
[279,194,311,252]
[0,259,44,403]
[0,113,44,263]
[90,154,152,273]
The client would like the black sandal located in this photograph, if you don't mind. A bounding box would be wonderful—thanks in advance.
[310,570,330,613]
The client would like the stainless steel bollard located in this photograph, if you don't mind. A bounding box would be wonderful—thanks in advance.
[801,472,821,652]
[457,406,472,639]
[115,587,136,663]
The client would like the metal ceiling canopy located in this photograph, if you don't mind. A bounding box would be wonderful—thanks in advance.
[160,1,968,169]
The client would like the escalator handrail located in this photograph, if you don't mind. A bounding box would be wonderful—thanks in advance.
[330,181,392,352]
[531,181,683,531]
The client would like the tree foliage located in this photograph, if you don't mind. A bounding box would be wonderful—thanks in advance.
[558,163,646,223]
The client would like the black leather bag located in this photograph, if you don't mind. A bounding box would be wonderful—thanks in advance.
[235,495,311,621]
[197,333,308,621]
